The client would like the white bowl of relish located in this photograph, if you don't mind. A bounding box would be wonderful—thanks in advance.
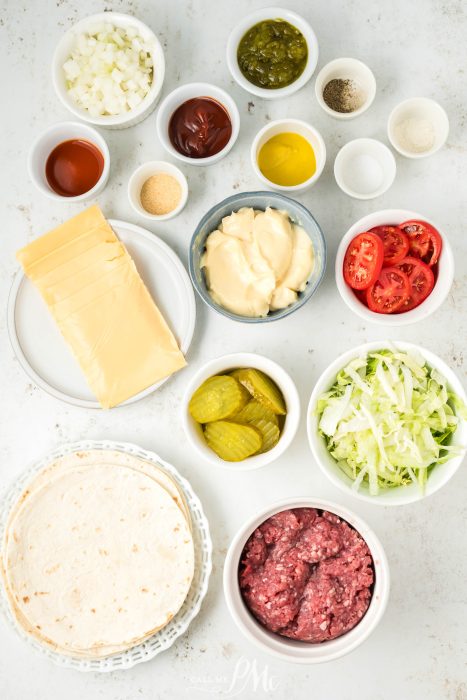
[227,7,319,99]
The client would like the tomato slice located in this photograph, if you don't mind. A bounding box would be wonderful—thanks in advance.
[369,225,410,266]
[343,232,384,290]
[366,266,411,314]
[400,220,442,266]
[396,256,435,312]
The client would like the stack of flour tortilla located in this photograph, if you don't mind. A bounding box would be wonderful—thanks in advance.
[1,449,194,658]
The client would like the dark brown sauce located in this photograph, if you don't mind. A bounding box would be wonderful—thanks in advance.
[168,97,232,158]
[45,139,104,197]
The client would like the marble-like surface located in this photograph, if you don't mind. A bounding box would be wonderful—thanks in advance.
[1,0,467,698]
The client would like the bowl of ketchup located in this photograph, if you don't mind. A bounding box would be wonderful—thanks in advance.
[157,83,240,166]
[28,121,110,201]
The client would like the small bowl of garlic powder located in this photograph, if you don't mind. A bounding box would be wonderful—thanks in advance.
[128,161,188,221]
[388,97,449,159]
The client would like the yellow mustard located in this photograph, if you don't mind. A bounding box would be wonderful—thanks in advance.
[258,132,316,187]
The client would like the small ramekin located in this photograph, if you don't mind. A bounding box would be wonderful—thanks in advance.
[226,7,319,100]
[251,119,326,192]
[315,58,376,120]
[387,97,449,158]
[334,138,396,200]
[27,121,110,202]
[335,209,454,326]
[181,353,300,471]
[52,12,165,129]
[223,497,390,663]
[156,83,240,166]
[127,161,188,221]
[307,341,467,507]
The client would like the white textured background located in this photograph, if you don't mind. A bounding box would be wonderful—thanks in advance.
[1,0,467,698]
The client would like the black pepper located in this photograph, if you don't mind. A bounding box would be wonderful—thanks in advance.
[322,78,364,113]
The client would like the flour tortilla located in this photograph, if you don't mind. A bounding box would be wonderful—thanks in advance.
[2,449,191,535]
[3,463,194,656]
[2,451,194,658]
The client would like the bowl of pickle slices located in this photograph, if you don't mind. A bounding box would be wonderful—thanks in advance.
[182,353,300,470]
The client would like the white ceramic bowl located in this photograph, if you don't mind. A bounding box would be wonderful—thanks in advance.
[334,138,396,199]
[335,209,454,326]
[156,83,240,166]
[27,121,110,202]
[223,497,390,663]
[128,161,188,221]
[181,353,300,470]
[307,341,467,507]
[251,119,326,192]
[315,58,376,120]
[52,12,165,129]
[226,7,319,100]
[388,97,449,158]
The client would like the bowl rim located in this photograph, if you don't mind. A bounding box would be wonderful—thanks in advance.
[307,340,467,506]
[223,496,390,663]
[127,160,188,221]
[250,118,327,192]
[181,352,301,471]
[335,208,455,326]
[387,96,450,159]
[226,6,319,99]
[188,190,327,323]
[314,57,377,120]
[155,82,240,165]
[333,137,396,199]
[51,11,165,127]
[27,120,110,202]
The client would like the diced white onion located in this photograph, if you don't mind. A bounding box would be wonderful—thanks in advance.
[63,23,154,117]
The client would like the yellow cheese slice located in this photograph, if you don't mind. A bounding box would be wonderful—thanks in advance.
[16,205,187,408]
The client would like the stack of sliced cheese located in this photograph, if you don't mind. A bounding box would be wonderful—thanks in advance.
[16,206,186,408]
[1,449,194,659]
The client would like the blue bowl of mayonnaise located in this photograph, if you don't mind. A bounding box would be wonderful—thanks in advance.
[189,191,326,323]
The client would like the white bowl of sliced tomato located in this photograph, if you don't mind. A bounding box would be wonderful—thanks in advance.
[335,209,454,325]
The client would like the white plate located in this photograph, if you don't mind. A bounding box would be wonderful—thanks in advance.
[0,440,212,672]
[8,220,196,409]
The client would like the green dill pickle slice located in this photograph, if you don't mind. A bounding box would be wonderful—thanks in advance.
[231,399,279,427]
[230,369,286,415]
[189,375,249,423]
[204,421,262,461]
[255,419,280,453]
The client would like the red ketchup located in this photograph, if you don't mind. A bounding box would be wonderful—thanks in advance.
[45,139,104,197]
[168,97,232,158]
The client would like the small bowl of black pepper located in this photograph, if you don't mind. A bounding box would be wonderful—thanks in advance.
[315,58,376,120]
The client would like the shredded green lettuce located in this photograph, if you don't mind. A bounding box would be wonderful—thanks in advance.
[316,350,466,495]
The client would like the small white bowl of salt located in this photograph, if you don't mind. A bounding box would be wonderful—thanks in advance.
[334,138,396,200]
[388,97,449,159]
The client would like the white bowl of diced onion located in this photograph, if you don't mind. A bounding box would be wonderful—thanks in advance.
[52,12,165,129]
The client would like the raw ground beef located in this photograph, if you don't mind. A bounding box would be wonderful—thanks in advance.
[239,508,374,643]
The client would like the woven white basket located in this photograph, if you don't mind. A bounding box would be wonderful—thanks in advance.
[0,440,212,672]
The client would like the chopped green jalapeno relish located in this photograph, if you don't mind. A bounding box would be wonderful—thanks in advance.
[237,19,308,89]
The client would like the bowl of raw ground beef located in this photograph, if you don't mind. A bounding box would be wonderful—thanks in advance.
[223,498,389,663]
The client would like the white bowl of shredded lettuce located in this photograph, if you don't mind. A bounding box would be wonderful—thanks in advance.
[307,341,467,505]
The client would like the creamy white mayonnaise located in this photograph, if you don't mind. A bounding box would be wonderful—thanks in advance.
[201,207,314,317]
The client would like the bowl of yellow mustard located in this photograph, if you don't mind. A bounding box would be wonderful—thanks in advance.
[251,119,326,193]
[189,191,326,323]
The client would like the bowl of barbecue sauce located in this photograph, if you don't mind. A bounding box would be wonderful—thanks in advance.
[157,83,240,166]
[28,121,110,201]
